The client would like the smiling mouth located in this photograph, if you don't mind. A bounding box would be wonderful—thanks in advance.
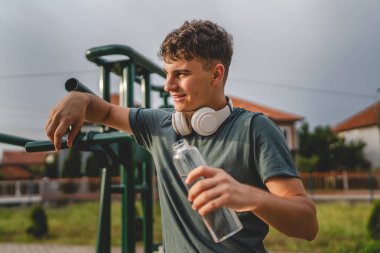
[171,94,186,102]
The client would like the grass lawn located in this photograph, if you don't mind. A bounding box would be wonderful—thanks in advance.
[0,201,377,252]
[265,202,374,253]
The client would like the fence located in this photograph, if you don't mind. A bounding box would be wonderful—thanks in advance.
[1,171,379,205]
[0,177,104,205]
[300,170,380,201]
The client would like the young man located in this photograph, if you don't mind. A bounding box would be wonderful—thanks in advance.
[46,20,318,252]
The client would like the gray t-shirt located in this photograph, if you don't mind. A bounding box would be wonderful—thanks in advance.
[129,107,299,253]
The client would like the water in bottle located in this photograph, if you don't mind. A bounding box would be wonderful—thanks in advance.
[172,139,243,243]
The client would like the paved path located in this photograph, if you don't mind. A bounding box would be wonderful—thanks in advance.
[0,243,144,253]
[0,243,298,253]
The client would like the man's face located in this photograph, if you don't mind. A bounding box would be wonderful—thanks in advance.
[164,58,215,112]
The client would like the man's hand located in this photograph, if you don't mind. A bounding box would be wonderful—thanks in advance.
[45,92,89,151]
[185,166,253,215]
[185,166,318,240]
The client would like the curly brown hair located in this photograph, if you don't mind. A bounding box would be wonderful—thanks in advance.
[158,20,233,81]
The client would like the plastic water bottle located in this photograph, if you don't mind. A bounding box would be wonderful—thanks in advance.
[172,139,243,243]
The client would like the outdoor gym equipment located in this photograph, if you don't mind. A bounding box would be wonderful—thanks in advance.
[0,44,170,253]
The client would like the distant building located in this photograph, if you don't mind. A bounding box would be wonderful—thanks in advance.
[1,150,50,180]
[332,101,380,169]
[230,96,303,153]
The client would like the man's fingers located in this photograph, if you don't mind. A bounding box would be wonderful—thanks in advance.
[197,195,227,215]
[67,123,82,147]
[191,183,224,210]
[45,119,59,144]
[188,177,218,201]
[53,122,71,151]
[185,166,217,185]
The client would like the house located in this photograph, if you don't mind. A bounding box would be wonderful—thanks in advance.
[332,101,380,169]
[1,150,50,180]
[230,96,303,153]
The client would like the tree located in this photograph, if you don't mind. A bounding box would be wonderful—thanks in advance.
[61,147,82,178]
[45,153,59,178]
[85,154,101,177]
[296,155,319,173]
[297,122,369,172]
[61,147,82,194]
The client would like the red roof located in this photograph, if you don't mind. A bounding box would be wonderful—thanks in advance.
[333,101,380,132]
[230,96,303,123]
[0,165,32,180]
[2,150,50,166]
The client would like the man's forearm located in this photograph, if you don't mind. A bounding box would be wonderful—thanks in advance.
[250,186,318,240]
[83,93,112,124]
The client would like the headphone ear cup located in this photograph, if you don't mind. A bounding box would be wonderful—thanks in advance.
[172,112,192,136]
[191,107,218,136]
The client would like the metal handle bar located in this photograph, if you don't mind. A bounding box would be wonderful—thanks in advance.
[25,131,133,152]
[0,133,35,147]
[85,44,166,78]
[65,78,97,95]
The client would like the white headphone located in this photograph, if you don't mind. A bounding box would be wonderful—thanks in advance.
[172,97,233,136]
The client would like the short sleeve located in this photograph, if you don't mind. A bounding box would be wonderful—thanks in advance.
[129,107,174,150]
[251,115,300,182]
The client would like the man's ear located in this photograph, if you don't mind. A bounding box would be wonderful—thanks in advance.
[212,64,225,84]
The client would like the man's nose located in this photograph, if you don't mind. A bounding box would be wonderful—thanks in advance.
[164,76,178,92]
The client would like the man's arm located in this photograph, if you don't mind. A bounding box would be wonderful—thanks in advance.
[252,176,318,240]
[45,91,132,150]
[186,166,318,241]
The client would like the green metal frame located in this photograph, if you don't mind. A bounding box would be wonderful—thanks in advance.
[0,44,171,253]
[85,44,169,253]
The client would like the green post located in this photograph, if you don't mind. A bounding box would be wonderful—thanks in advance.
[120,142,136,253]
[96,167,111,253]
[100,66,111,102]
[126,62,135,107]
[120,61,137,253]
[142,73,151,108]
[142,158,153,253]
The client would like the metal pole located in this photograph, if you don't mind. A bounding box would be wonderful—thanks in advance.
[120,61,136,253]
[126,62,135,107]
[142,158,153,253]
[120,142,136,253]
[65,78,96,95]
[96,167,111,253]
[100,66,111,102]
[0,133,34,147]
[141,73,151,108]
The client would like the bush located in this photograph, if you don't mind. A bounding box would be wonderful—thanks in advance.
[85,154,101,177]
[61,180,78,194]
[62,147,82,178]
[363,240,380,253]
[26,205,49,239]
[368,201,380,240]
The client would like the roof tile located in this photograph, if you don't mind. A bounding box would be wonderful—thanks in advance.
[230,96,303,123]
[333,101,380,132]
[2,150,50,165]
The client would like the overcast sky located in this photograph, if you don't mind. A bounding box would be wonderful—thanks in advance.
[1,0,380,158]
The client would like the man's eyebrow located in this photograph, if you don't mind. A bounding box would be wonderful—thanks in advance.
[175,69,191,73]
[163,68,192,74]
